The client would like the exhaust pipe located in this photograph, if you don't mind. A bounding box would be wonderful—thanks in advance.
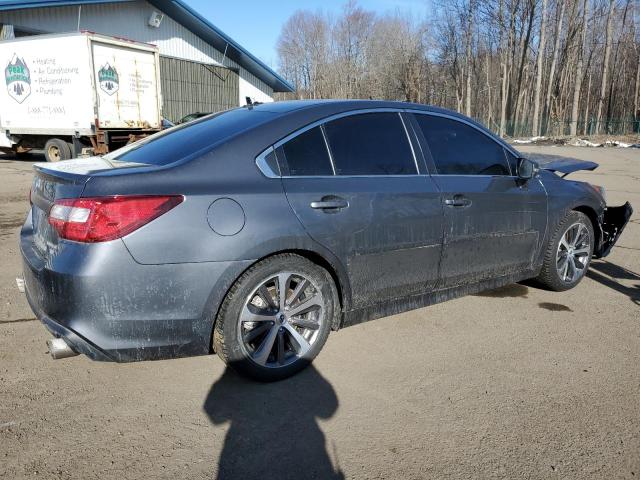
[46,338,79,359]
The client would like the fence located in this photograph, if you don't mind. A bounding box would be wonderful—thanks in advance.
[485,117,640,140]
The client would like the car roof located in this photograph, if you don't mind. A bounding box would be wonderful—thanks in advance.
[247,99,518,159]
[251,99,463,118]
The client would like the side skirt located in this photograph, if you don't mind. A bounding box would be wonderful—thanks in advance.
[341,268,540,328]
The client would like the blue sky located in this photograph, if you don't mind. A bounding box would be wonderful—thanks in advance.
[184,0,432,69]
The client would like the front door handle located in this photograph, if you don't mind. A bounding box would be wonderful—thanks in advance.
[310,196,349,210]
[444,195,472,207]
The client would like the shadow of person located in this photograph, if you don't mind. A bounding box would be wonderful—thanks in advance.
[203,365,344,480]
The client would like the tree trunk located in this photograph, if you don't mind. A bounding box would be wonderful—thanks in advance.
[485,49,492,126]
[464,0,475,117]
[570,0,588,137]
[634,53,640,131]
[605,0,631,132]
[506,0,534,136]
[543,0,565,135]
[583,69,592,135]
[532,0,548,136]
[596,0,615,134]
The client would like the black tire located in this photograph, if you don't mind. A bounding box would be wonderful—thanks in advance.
[535,211,594,291]
[44,138,71,162]
[214,253,338,382]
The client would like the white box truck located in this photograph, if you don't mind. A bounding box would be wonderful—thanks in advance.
[0,32,162,162]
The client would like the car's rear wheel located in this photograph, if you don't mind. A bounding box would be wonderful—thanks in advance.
[536,211,594,291]
[214,253,338,381]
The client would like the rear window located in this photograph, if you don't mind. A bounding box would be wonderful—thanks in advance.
[106,108,275,166]
[323,113,416,175]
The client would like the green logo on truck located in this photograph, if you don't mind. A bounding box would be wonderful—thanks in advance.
[98,63,119,95]
[5,54,31,104]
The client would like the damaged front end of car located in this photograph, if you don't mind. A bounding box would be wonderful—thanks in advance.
[594,202,633,258]
[529,153,633,259]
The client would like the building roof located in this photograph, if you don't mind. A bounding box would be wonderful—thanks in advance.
[0,0,295,92]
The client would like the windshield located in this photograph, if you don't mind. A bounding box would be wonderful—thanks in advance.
[104,108,276,166]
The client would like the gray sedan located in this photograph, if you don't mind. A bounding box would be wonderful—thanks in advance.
[20,100,632,381]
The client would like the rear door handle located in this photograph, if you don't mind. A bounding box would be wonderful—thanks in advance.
[310,196,349,210]
[444,195,472,207]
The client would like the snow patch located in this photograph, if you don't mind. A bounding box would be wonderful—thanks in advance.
[603,140,632,148]
[513,136,547,144]
[571,138,602,147]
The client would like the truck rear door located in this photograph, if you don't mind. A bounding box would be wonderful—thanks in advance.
[91,41,160,130]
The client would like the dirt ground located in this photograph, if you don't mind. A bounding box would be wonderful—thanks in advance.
[0,146,638,479]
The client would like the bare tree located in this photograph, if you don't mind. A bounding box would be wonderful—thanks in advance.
[276,0,640,138]
[532,0,548,136]
[570,0,588,136]
[596,0,615,134]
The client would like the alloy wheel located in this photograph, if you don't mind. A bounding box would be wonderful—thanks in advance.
[556,222,591,283]
[237,272,326,368]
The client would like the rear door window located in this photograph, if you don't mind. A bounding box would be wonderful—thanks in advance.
[323,112,416,176]
[278,126,333,176]
[414,114,510,176]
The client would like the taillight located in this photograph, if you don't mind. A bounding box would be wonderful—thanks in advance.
[48,195,183,242]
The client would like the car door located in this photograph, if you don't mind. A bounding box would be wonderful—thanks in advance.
[411,112,547,289]
[277,111,444,309]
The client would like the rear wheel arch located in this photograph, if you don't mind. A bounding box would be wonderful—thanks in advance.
[285,249,349,318]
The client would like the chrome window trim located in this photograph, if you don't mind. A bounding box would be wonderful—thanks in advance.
[254,106,517,179]
[255,146,280,178]
[429,174,518,178]
[319,124,337,175]
[398,113,420,174]
[281,174,428,179]
[405,109,520,156]
[272,107,404,151]
[261,108,420,178]
[405,108,520,173]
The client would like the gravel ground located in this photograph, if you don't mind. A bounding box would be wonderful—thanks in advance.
[0,146,638,479]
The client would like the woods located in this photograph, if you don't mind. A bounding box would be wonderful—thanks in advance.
[276,0,639,138]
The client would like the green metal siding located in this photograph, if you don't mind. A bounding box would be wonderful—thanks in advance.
[159,56,239,122]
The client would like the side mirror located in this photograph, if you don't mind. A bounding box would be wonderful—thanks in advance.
[517,157,539,180]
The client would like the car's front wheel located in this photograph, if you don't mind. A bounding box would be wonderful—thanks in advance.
[214,253,338,381]
[536,211,594,291]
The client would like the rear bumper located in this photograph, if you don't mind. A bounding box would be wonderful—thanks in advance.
[594,202,633,258]
[20,215,252,362]
[24,288,113,361]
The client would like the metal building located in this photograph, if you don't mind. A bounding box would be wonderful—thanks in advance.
[0,0,294,122]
